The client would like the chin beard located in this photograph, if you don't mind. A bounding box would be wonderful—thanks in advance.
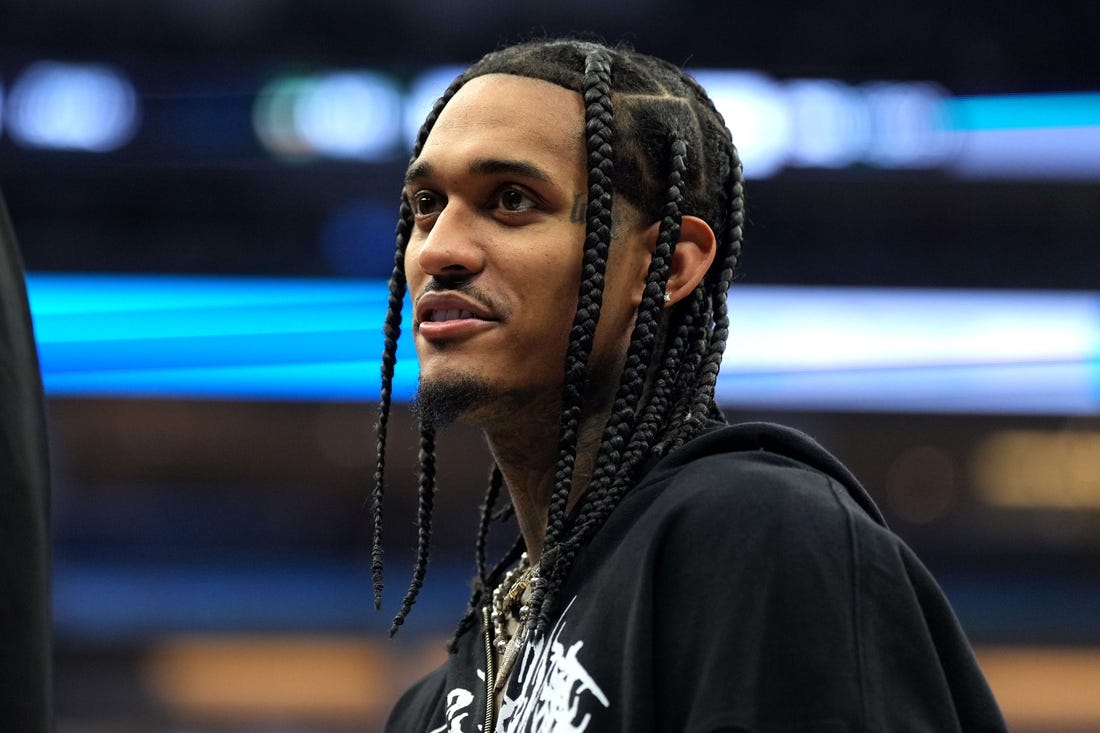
[413,375,494,428]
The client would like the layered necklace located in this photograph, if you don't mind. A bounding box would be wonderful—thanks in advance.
[488,552,541,695]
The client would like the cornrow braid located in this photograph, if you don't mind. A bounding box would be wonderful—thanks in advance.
[678,152,744,446]
[676,73,745,441]
[533,135,688,631]
[526,47,616,633]
[374,39,747,646]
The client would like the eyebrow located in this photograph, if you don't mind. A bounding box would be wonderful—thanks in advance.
[404,160,433,184]
[404,158,555,185]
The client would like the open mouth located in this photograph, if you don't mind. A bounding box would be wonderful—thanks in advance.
[414,292,499,336]
[427,308,479,322]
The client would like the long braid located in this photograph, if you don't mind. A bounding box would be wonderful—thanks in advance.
[450,532,525,649]
[372,73,468,617]
[643,245,711,454]
[538,136,689,613]
[677,72,745,435]
[370,198,409,608]
[691,148,744,406]
[599,135,690,484]
[476,464,505,587]
[445,464,505,651]
[662,287,710,448]
[389,423,437,636]
[625,316,687,458]
[528,47,616,634]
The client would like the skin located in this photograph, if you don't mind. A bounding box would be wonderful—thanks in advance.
[403,73,716,562]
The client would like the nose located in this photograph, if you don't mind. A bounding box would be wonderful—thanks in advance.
[411,202,486,281]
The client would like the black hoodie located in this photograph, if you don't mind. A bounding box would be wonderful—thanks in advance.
[385,422,1007,733]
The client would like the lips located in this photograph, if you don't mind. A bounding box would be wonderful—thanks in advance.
[414,292,499,339]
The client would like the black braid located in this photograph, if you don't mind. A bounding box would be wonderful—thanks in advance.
[446,530,525,652]
[371,73,468,618]
[534,136,688,630]
[526,47,616,633]
[676,161,743,444]
[389,423,436,636]
[491,502,515,523]
[676,73,745,441]
[374,39,748,647]
[625,317,687,459]
[662,287,710,448]
[476,464,505,587]
[445,463,504,651]
[371,194,411,609]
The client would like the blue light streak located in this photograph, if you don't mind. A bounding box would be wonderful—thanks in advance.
[947,92,1100,131]
[24,274,1100,414]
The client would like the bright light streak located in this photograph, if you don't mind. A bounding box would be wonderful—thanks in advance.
[945,92,1100,180]
[785,79,870,167]
[949,92,1100,130]
[24,274,1100,414]
[725,287,1097,370]
[721,287,1100,414]
[295,72,401,159]
[948,126,1100,180]
[253,71,402,161]
[253,76,315,158]
[691,70,792,178]
[861,81,956,167]
[6,61,140,152]
[6,58,1097,179]
[681,73,959,174]
[403,65,465,150]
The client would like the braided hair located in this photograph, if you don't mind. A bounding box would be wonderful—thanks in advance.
[371,39,745,642]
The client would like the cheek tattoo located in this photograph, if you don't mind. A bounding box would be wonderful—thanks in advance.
[570,192,587,223]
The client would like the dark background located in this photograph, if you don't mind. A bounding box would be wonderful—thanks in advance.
[1,1,1098,730]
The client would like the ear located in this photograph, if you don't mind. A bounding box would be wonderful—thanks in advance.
[665,215,716,307]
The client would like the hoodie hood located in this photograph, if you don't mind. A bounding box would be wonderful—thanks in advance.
[636,420,888,528]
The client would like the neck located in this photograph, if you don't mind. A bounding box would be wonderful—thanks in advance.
[482,393,612,565]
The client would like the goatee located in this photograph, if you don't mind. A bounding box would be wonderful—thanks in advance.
[413,375,493,428]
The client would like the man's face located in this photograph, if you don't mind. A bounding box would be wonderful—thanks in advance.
[403,73,652,427]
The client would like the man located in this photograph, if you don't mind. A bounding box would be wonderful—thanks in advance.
[372,39,1007,732]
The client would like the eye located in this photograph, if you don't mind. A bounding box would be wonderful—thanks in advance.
[411,190,443,217]
[494,186,538,213]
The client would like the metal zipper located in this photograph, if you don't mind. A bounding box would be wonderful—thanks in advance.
[482,606,496,732]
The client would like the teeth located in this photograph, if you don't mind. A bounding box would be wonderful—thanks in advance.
[429,308,476,322]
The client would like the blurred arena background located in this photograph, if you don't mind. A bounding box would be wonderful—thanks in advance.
[1,1,1098,730]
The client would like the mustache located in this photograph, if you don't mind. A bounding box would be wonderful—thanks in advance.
[415,278,510,320]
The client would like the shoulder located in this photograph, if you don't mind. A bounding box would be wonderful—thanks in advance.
[630,422,884,549]
[592,421,931,614]
[578,424,1007,732]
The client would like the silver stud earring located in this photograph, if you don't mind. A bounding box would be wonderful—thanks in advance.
[663,291,672,303]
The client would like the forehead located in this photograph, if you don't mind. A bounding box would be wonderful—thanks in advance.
[415,74,586,177]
